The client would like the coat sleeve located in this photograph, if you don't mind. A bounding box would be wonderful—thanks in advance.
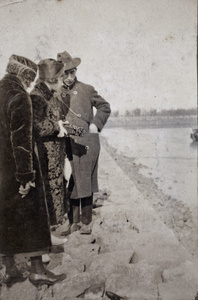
[8,92,35,183]
[31,94,60,138]
[90,87,111,132]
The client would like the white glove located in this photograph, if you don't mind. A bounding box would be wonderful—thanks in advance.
[19,181,35,198]
[89,123,98,133]
[57,120,68,138]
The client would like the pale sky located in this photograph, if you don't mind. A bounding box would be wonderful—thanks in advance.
[0,0,197,114]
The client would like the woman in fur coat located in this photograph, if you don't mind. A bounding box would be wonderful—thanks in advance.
[0,55,66,287]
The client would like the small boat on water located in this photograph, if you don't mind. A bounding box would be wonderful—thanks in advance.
[190,129,198,142]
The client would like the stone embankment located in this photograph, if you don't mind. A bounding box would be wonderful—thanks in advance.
[1,142,198,300]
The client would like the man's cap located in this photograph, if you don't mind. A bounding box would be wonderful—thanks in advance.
[57,51,81,72]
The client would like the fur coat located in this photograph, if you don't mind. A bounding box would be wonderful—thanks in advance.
[0,74,51,255]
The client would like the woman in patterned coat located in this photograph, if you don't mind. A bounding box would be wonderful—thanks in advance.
[31,59,69,226]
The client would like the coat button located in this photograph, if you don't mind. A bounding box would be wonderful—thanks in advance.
[73,91,78,95]
[61,92,66,98]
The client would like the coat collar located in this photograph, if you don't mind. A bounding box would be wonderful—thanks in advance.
[34,82,53,101]
[2,73,26,91]
[62,77,77,90]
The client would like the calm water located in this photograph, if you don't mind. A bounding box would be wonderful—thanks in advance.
[101,127,197,215]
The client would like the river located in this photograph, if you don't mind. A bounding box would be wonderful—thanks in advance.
[101,127,197,213]
[101,126,198,256]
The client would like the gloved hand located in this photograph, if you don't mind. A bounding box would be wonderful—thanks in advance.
[57,120,69,138]
[89,123,98,133]
[19,181,35,198]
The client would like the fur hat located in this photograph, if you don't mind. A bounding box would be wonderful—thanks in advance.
[57,51,81,71]
[6,54,37,81]
[38,59,64,83]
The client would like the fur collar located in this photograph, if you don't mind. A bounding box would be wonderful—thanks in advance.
[2,73,25,91]
[32,82,53,101]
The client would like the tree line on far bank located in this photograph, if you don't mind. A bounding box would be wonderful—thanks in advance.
[112,108,197,117]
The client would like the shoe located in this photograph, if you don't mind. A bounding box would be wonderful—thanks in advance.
[51,233,68,246]
[80,223,92,235]
[3,264,30,288]
[61,223,80,236]
[60,224,71,236]
[3,273,28,287]
[42,254,50,264]
[29,269,66,287]
[70,223,81,233]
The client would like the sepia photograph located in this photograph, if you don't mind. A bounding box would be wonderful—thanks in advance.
[0,0,197,299]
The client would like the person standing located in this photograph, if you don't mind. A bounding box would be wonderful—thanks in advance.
[0,55,66,287]
[31,58,69,227]
[57,51,111,234]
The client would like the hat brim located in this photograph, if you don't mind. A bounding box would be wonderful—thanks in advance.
[64,58,81,71]
[56,58,81,78]
[60,56,81,68]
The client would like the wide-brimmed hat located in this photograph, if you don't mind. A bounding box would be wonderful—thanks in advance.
[57,51,81,71]
[6,54,37,81]
[38,59,64,82]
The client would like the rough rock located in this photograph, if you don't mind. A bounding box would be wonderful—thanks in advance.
[158,280,198,300]
[161,260,198,284]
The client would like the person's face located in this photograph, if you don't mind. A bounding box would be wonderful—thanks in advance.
[23,78,34,91]
[62,68,77,86]
[50,78,63,91]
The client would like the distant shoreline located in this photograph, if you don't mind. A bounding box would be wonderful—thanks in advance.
[105,115,197,129]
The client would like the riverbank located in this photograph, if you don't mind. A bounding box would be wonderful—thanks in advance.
[100,125,198,261]
[106,115,197,129]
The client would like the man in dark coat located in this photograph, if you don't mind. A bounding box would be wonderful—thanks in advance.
[57,51,111,234]
[0,55,66,287]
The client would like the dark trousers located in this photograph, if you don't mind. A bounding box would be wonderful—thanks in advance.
[68,195,93,225]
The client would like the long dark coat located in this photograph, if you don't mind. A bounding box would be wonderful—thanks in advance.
[60,80,111,199]
[0,74,51,256]
[31,83,68,225]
